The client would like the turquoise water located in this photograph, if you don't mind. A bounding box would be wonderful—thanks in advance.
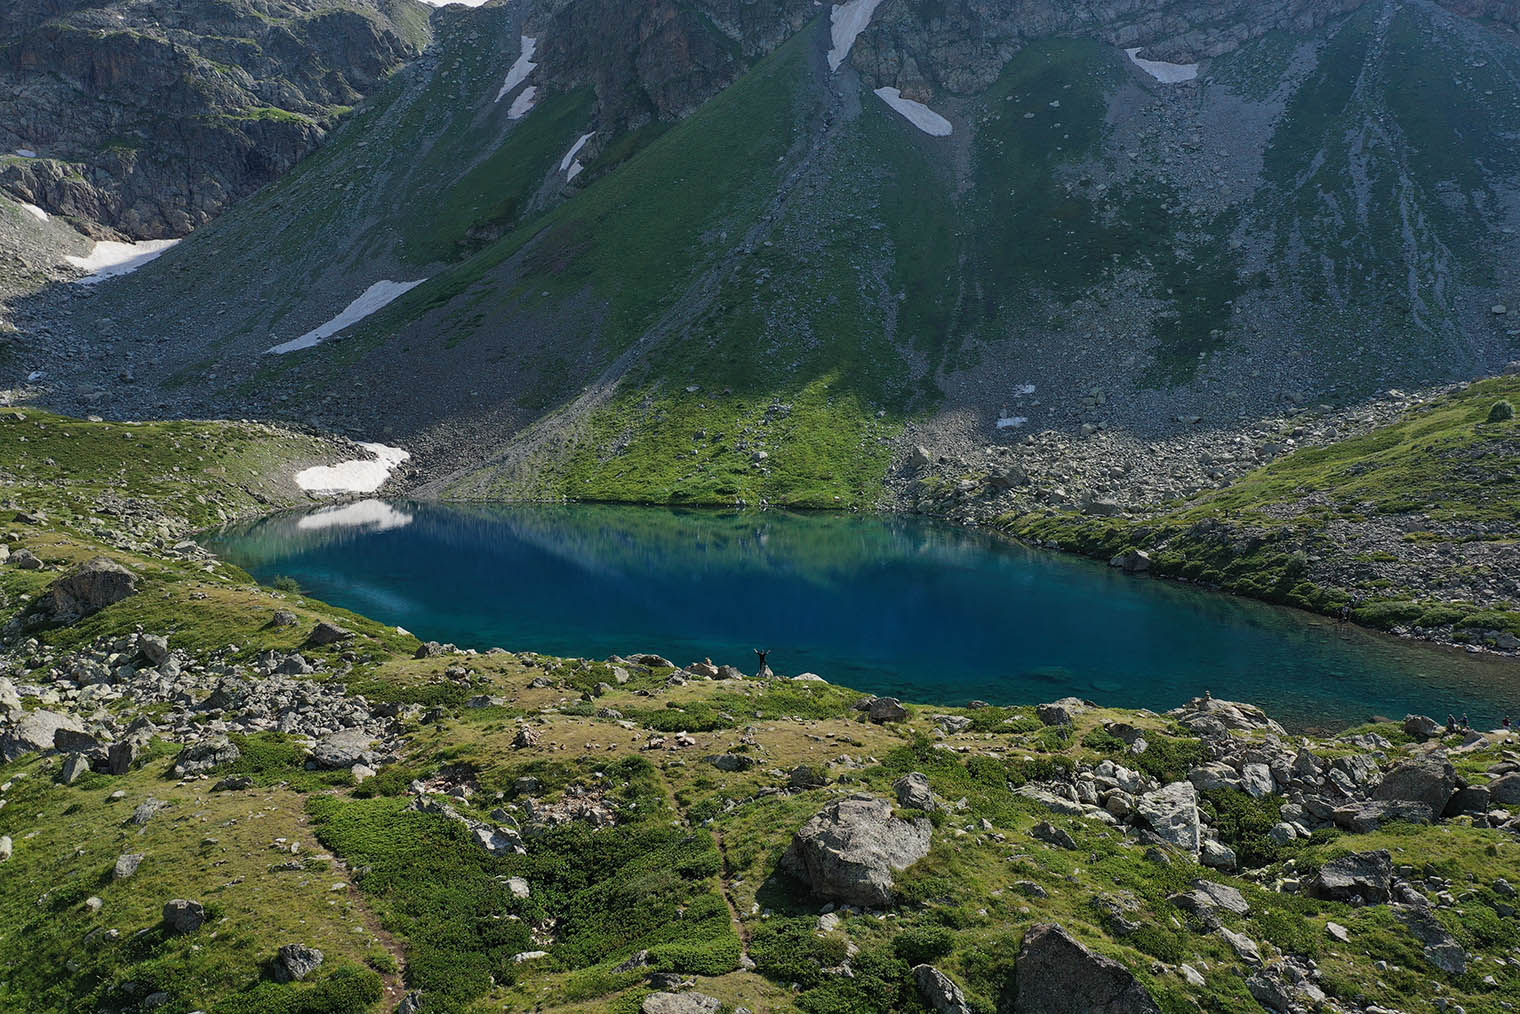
[206,501,1518,731]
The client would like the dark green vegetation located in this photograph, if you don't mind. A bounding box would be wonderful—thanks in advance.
[1002,375,1520,641]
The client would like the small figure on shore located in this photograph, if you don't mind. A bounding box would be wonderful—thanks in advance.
[1461,713,1470,731]
[1203,689,1212,701]
[1337,604,1351,623]
[754,648,772,679]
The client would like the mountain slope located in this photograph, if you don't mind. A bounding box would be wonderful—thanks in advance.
[0,0,431,240]
[13,0,1520,512]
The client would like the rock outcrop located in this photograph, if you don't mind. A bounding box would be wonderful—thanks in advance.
[1014,923,1160,1014]
[780,794,932,906]
[0,0,427,239]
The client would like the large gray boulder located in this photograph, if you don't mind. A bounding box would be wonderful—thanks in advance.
[163,899,206,934]
[1331,799,1432,833]
[1036,697,1088,726]
[1373,757,1460,821]
[1135,782,1201,853]
[1402,714,1441,740]
[1488,772,1520,806]
[1,709,85,762]
[913,964,972,1014]
[273,944,325,982]
[1169,697,1284,736]
[641,992,722,1014]
[1311,850,1392,905]
[38,557,139,624]
[172,736,241,778]
[780,794,932,906]
[894,771,937,811]
[1014,923,1160,1014]
[311,728,375,769]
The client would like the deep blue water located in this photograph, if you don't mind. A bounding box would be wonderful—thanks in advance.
[205,501,1519,731]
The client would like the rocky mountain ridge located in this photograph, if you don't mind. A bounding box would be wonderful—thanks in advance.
[0,0,430,240]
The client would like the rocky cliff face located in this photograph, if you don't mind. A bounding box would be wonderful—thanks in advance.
[850,0,1370,99]
[0,0,429,239]
[535,0,815,127]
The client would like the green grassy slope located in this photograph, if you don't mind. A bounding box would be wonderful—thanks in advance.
[1000,376,1520,640]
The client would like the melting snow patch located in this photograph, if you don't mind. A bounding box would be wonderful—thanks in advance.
[65,239,180,284]
[1125,48,1198,84]
[266,279,427,355]
[873,87,952,136]
[1015,383,1036,395]
[27,370,45,382]
[496,36,537,103]
[295,444,410,495]
[20,202,49,222]
[996,416,1028,429]
[418,0,491,6]
[566,160,585,181]
[14,149,37,158]
[296,499,413,532]
[560,133,594,174]
[507,86,537,120]
[827,0,884,73]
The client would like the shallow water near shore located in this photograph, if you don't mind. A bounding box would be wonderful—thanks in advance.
[206,501,1519,732]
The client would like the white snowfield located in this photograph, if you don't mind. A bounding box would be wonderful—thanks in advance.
[561,132,594,181]
[15,148,37,158]
[996,416,1029,429]
[296,499,414,532]
[496,36,537,103]
[1125,48,1199,83]
[827,0,883,72]
[507,86,537,120]
[419,0,491,6]
[266,279,427,355]
[295,444,410,495]
[65,239,180,284]
[20,202,49,222]
[873,87,953,136]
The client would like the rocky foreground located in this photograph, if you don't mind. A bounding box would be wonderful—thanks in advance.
[0,408,1518,1013]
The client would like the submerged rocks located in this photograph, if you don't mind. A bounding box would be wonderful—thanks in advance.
[1014,923,1160,1014]
[780,794,932,906]
[1135,782,1201,853]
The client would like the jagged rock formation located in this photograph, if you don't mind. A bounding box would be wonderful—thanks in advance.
[0,0,429,238]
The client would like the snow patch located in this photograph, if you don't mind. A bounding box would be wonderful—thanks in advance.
[19,202,49,222]
[560,132,594,172]
[566,160,585,181]
[1125,48,1198,84]
[65,239,180,284]
[873,87,952,136]
[996,416,1028,429]
[495,36,537,103]
[14,149,36,158]
[507,85,537,120]
[295,444,410,495]
[418,0,491,6]
[827,0,883,73]
[296,499,413,532]
[266,279,427,355]
[1015,383,1036,395]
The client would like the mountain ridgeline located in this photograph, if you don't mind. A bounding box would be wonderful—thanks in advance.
[9,0,1520,508]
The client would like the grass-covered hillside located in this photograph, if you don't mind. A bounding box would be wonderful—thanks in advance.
[3,411,1520,1014]
[999,375,1520,647]
[20,0,1520,512]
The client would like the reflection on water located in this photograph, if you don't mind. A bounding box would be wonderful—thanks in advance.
[206,502,1520,731]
